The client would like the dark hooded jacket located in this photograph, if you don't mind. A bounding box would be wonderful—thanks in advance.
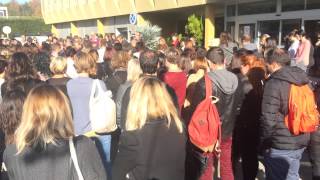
[191,69,239,139]
[260,66,310,150]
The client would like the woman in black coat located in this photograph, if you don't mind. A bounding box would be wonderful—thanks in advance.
[112,76,186,180]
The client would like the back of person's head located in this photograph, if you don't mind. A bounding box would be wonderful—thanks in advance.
[127,58,142,82]
[15,85,74,153]
[104,47,116,61]
[88,49,99,63]
[196,47,207,60]
[73,52,96,75]
[179,55,192,73]
[206,47,225,65]
[265,48,290,66]
[165,47,181,65]
[0,59,8,74]
[182,48,196,60]
[83,40,92,51]
[193,57,208,72]
[265,37,277,49]
[0,90,26,144]
[33,52,52,77]
[114,43,123,51]
[65,46,76,58]
[135,41,145,52]
[297,29,307,37]
[126,76,183,133]
[51,43,61,52]
[5,52,38,81]
[139,50,159,75]
[50,56,67,75]
[111,50,130,70]
[242,35,251,43]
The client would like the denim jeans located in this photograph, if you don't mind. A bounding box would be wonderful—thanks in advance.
[94,135,112,180]
[264,148,305,180]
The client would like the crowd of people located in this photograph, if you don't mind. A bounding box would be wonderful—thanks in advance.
[0,28,318,180]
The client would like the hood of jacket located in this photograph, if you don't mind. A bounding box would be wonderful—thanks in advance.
[208,69,238,95]
[271,66,309,86]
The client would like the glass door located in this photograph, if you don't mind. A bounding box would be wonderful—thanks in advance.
[239,24,256,42]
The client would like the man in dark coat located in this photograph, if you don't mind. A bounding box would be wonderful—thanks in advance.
[260,48,310,180]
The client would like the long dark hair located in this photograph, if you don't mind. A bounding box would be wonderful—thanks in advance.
[0,90,26,144]
[5,52,38,81]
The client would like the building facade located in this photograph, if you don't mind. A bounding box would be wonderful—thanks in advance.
[41,0,320,48]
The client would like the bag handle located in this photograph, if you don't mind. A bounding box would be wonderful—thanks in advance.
[69,138,84,180]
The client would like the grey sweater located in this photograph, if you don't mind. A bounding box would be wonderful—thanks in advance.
[3,136,107,180]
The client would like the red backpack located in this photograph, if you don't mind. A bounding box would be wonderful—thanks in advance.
[188,75,221,152]
[285,84,320,135]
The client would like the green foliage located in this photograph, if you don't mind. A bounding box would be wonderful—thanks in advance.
[136,21,162,50]
[186,14,203,46]
[0,17,50,37]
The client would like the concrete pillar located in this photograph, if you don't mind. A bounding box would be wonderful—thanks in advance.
[97,19,105,35]
[70,22,78,37]
[205,5,215,49]
[51,24,59,37]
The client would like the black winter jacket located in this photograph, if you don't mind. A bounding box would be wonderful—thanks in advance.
[260,66,310,150]
[112,118,186,180]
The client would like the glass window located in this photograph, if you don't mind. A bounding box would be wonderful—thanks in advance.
[227,5,236,17]
[281,19,301,44]
[258,20,280,44]
[238,0,277,15]
[227,22,235,40]
[239,24,256,42]
[307,0,320,10]
[215,17,225,38]
[282,0,305,12]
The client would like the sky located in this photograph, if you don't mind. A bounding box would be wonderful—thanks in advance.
[1,0,30,4]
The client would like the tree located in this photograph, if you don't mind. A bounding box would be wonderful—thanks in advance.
[185,14,204,46]
[29,0,42,17]
[136,22,162,50]
[6,0,20,16]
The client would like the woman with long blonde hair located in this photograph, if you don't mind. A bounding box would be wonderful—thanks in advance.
[113,76,186,180]
[3,84,106,180]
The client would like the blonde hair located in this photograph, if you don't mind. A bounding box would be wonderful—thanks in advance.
[15,85,74,154]
[127,58,142,82]
[126,76,183,133]
[74,52,97,75]
[50,56,67,75]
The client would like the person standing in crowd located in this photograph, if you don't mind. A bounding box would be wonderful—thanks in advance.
[314,32,320,69]
[260,49,310,180]
[219,32,238,67]
[258,34,270,54]
[263,37,278,58]
[172,34,180,48]
[295,30,312,71]
[65,46,78,78]
[158,36,168,53]
[183,50,208,122]
[47,56,70,96]
[190,48,238,180]
[161,48,187,112]
[105,50,130,99]
[116,58,142,129]
[112,76,186,180]
[3,85,106,180]
[1,52,41,98]
[241,35,257,52]
[0,90,26,175]
[0,60,7,101]
[288,30,300,63]
[66,52,112,179]
[234,54,266,180]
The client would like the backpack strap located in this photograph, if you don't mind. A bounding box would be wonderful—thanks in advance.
[204,75,212,99]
